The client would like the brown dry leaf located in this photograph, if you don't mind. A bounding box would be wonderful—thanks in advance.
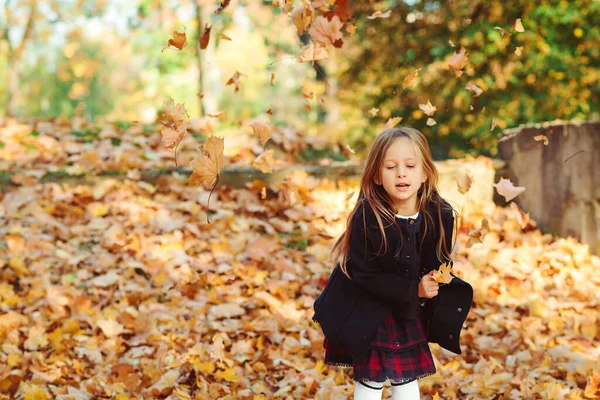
[509,202,533,229]
[221,33,232,41]
[249,120,273,145]
[385,117,402,129]
[534,134,549,145]
[308,15,343,47]
[189,136,224,188]
[457,171,473,194]
[226,71,245,93]
[270,73,275,87]
[419,100,437,116]
[467,216,490,246]
[515,18,525,32]
[448,47,468,77]
[302,91,314,99]
[369,108,379,117]
[494,26,512,38]
[432,263,453,284]
[207,111,225,119]
[199,24,212,49]
[403,68,421,89]
[466,81,483,97]
[297,42,329,62]
[291,4,313,35]
[366,10,391,19]
[163,29,187,51]
[215,0,231,15]
[197,93,205,98]
[494,177,525,202]
[515,46,524,56]
[160,121,189,149]
[304,103,312,112]
[266,107,273,115]
[252,150,275,174]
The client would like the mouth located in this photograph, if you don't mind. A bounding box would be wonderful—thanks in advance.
[395,183,410,191]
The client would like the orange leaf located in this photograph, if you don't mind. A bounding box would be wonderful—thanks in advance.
[226,71,245,93]
[189,136,224,187]
[163,29,187,51]
[402,68,421,89]
[221,33,232,41]
[534,134,549,145]
[515,46,524,56]
[432,262,453,284]
[199,24,211,50]
[291,4,313,35]
[385,117,402,129]
[270,73,275,87]
[448,47,468,77]
[249,120,273,145]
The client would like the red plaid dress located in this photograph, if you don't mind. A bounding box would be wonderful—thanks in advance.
[322,211,436,384]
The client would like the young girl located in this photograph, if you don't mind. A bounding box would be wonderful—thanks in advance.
[312,127,457,399]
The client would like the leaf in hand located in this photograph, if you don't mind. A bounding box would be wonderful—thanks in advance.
[493,177,525,202]
[432,262,453,284]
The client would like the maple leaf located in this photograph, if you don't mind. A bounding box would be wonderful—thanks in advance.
[457,171,473,194]
[448,47,468,77]
[226,71,245,93]
[468,216,490,246]
[419,100,437,116]
[403,68,421,89]
[297,42,329,63]
[249,120,273,145]
[466,81,483,97]
[494,177,525,202]
[189,136,224,223]
[291,4,313,35]
[199,24,211,50]
[369,108,379,117]
[515,18,525,32]
[253,149,275,173]
[308,16,343,47]
[366,10,391,19]
[163,29,187,51]
[385,117,402,129]
[432,262,453,284]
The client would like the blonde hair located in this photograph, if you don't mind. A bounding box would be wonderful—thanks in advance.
[331,126,456,279]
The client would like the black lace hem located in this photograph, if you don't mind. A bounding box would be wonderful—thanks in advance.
[354,370,437,385]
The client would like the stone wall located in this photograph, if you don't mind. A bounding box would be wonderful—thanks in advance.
[496,120,600,255]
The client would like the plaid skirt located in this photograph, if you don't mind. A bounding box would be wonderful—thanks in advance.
[323,306,436,384]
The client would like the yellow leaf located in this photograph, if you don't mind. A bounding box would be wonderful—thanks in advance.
[402,68,421,89]
[515,18,525,32]
[189,136,224,187]
[256,335,264,351]
[215,368,242,382]
[432,263,453,284]
[88,203,109,217]
[9,256,28,275]
[418,100,437,116]
[515,46,524,56]
[368,108,379,117]
[196,361,216,374]
[7,353,20,367]
[385,117,402,129]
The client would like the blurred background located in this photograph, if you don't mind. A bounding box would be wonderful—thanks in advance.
[1,0,599,159]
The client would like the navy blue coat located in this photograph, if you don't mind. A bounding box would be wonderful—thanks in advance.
[312,196,473,364]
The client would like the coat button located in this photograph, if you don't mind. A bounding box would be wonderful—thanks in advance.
[410,220,414,224]
[405,255,410,259]
[449,335,453,339]
[458,308,462,312]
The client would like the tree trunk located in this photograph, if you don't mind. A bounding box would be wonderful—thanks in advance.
[195,3,218,117]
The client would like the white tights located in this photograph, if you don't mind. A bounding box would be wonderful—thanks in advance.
[353,379,420,400]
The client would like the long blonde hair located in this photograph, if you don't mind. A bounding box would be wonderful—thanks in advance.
[331,126,456,279]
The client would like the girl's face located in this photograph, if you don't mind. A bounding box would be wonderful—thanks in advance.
[376,137,427,212]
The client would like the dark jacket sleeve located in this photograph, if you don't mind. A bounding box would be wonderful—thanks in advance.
[348,208,420,318]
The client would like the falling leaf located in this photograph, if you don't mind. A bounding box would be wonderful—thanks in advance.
[468,216,490,246]
[490,117,497,131]
[366,10,391,19]
[197,93,205,98]
[426,118,436,126]
[270,73,275,87]
[403,68,421,89]
[515,18,525,32]
[448,47,468,77]
[369,108,379,117]
[304,103,312,112]
[297,42,329,63]
[308,15,343,47]
[432,262,453,284]
[344,143,355,154]
[449,39,456,47]
[199,24,212,49]
[457,171,473,194]
[266,107,273,115]
[160,121,189,150]
[494,26,512,38]
[515,46,524,56]
[466,81,483,97]
[189,136,224,188]
[215,0,231,15]
[385,117,402,129]
[494,177,525,202]
[346,23,357,35]
[221,33,232,41]
[249,120,273,145]
[253,150,275,174]
[534,134,549,145]
[302,91,314,99]
[509,202,532,229]
[163,29,187,51]
[291,5,313,35]
[419,100,437,116]
[226,71,245,93]
[207,111,225,119]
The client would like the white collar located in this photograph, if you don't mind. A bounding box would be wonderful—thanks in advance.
[395,210,420,219]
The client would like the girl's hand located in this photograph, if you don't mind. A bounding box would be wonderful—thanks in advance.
[418,270,439,298]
